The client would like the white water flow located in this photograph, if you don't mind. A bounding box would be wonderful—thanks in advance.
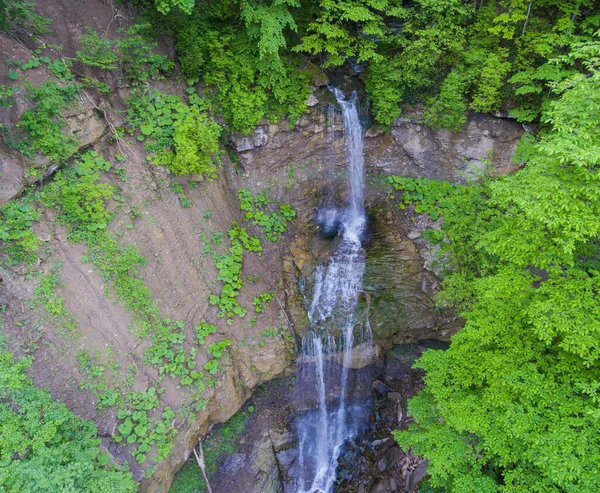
[295,89,369,493]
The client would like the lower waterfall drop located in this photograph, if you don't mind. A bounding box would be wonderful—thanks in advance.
[292,89,370,493]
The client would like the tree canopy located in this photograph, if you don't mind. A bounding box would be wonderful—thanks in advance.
[392,36,600,492]
[140,0,600,129]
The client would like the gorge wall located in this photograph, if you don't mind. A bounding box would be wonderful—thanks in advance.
[0,2,524,491]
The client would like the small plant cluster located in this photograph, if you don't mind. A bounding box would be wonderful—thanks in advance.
[170,181,191,208]
[0,199,41,264]
[209,223,261,324]
[76,24,172,84]
[252,292,273,313]
[0,84,15,106]
[144,319,211,395]
[204,338,232,375]
[7,49,73,82]
[42,151,114,232]
[195,320,217,344]
[238,189,296,241]
[31,267,79,336]
[387,176,460,221]
[77,350,121,409]
[127,90,221,177]
[113,388,177,464]
[12,81,80,163]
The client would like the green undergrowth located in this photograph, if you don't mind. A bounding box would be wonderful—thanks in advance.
[209,223,262,324]
[386,174,495,277]
[30,265,79,336]
[252,292,273,313]
[0,200,41,265]
[10,81,80,163]
[127,90,221,177]
[169,408,249,493]
[42,151,115,232]
[238,188,296,241]
[0,338,136,492]
[0,0,53,35]
[76,24,172,84]
[77,349,122,410]
[7,48,73,83]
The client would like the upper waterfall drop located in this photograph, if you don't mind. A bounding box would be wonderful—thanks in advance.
[308,89,367,326]
[334,88,366,236]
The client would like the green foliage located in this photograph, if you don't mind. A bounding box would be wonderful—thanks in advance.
[139,0,600,129]
[42,151,114,232]
[0,84,15,107]
[0,341,136,492]
[0,200,41,264]
[252,292,273,313]
[0,0,52,35]
[394,37,600,492]
[31,267,79,335]
[294,0,396,67]
[194,320,217,344]
[422,70,468,131]
[113,389,177,464]
[13,81,79,162]
[387,176,461,221]
[128,90,221,177]
[170,181,191,207]
[207,338,231,358]
[469,48,511,113]
[208,222,263,323]
[76,24,172,83]
[155,0,196,15]
[203,338,231,375]
[10,53,73,83]
[76,28,119,69]
[238,188,296,241]
[364,57,404,126]
[156,4,310,133]
[76,350,121,410]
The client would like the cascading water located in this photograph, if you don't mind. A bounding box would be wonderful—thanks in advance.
[292,89,370,493]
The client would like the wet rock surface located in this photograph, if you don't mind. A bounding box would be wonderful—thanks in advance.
[203,342,444,493]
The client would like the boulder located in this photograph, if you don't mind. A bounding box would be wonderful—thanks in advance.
[372,380,393,395]
[409,460,430,489]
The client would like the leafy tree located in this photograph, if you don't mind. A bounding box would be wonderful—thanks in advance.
[394,37,600,492]
[155,1,309,133]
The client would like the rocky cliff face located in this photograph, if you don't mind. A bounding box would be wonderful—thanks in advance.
[230,93,523,350]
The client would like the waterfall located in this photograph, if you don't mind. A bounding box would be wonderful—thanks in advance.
[293,89,369,493]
